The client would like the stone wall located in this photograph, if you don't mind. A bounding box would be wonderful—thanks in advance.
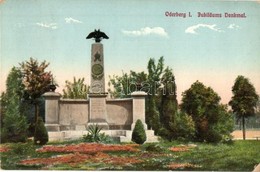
[59,99,89,130]
[106,98,133,130]
[43,92,136,131]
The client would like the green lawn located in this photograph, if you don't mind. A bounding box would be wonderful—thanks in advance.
[1,140,259,171]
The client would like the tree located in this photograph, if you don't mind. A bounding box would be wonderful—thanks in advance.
[108,71,148,98]
[229,75,259,140]
[181,81,234,142]
[1,67,28,143]
[158,67,178,131]
[108,57,165,134]
[20,58,52,123]
[132,119,147,144]
[63,77,89,99]
[146,57,164,133]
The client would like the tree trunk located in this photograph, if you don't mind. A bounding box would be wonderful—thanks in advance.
[242,116,246,140]
[34,103,39,123]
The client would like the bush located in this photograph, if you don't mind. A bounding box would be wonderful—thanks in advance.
[132,119,147,144]
[34,117,48,145]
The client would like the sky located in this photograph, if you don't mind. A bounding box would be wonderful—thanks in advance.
[1,0,260,104]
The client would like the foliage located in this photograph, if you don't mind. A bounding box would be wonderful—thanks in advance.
[1,67,29,143]
[20,57,52,123]
[147,57,164,96]
[34,117,48,145]
[158,67,178,132]
[108,71,148,98]
[83,124,114,143]
[132,119,147,144]
[180,81,234,142]
[146,97,161,133]
[1,98,28,143]
[62,77,89,99]
[159,111,196,141]
[145,57,164,132]
[229,75,259,140]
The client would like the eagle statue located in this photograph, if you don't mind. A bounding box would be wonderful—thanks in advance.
[86,29,109,43]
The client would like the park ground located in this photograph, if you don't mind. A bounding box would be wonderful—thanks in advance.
[0,137,260,171]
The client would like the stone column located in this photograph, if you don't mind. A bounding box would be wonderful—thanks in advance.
[88,42,109,129]
[131,91,147,130]
[90,43,105,94]
[42,92,61,131]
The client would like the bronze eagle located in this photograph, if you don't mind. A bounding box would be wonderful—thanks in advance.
[86,29,109,43]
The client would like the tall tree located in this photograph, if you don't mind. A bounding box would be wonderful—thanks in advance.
[20,58,52,123]
[146,57,164,133]
[229,75,259,140]
[158,67,178,130]
[1,67,28,142]
[63,77,89,99]
[181,81,234,142]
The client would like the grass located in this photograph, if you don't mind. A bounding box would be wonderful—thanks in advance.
[1,140,259,171]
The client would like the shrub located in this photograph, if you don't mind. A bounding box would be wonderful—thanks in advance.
[34,117,48,145]
[83,124,115,143]
[158,112,195,141]
[132,119,147,144]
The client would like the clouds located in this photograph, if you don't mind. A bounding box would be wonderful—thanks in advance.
[228,23,240,29]
[65,17,83,24]
[122,27,168,37]
[35,17,82,30]
[185,24,223,35]
[36,22,58,30]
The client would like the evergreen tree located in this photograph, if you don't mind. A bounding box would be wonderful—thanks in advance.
[146,57,164,133]
[132,119,147,144]
[159,67,178,131]
[1,67,28,143]
[229,75,259,140]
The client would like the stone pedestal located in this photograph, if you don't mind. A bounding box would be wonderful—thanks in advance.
[42,92,61,131]
[88,93,109,129]
[131,91,147,130]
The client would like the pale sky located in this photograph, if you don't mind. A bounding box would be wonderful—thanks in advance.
[1,0,260,104]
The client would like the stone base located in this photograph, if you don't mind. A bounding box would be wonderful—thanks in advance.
[47,129,159,143]
[45,124,60,131]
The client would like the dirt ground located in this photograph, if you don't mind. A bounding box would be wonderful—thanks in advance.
[232,130,260,140]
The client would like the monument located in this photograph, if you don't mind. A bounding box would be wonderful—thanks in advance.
[43,29,158,142]
[87,29,109,129]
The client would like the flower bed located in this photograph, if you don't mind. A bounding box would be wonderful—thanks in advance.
[20,152,90,166]
[169,146,189,152]
[20,151,143,167]
[0,145,10,153]
[37,143,140,154]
